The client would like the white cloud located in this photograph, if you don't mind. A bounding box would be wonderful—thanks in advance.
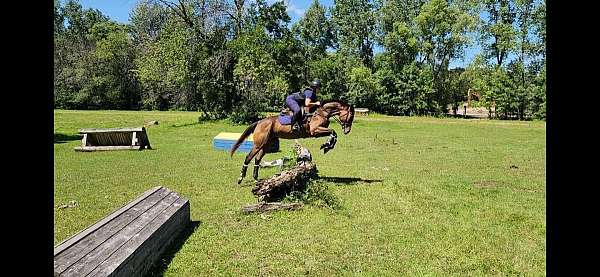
[265,0,305,17]
[286,1,306,17]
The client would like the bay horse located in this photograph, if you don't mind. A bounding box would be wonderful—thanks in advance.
[230,100,355,184]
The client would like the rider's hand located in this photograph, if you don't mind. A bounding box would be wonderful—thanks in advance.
[315,101,321,106]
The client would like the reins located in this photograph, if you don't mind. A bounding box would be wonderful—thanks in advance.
[317,106,349,129]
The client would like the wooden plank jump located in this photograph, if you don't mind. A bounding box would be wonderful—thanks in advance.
[74,127,152,152]
[53,186,190,277]
[355,108,370,116]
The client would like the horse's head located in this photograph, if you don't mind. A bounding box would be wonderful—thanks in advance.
[339,104,354,134]
[322,100,355,135]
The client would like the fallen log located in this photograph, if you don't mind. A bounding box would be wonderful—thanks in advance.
[252,161,317,202]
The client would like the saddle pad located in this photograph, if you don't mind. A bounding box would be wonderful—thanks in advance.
[278,114,293,125]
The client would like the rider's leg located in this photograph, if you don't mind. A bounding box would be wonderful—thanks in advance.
[292,110,302,129]
[286,96,301,131]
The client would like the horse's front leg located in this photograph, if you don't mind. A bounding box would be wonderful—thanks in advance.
[310,127,337,154]
[321,130,337,153]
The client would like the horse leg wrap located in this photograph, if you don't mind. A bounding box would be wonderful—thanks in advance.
[240,164,249,177]
[237,164,249,184]
[321,133,337,153]
[253,164,260,180]
[322,134,337,148]
[329,133,337,148]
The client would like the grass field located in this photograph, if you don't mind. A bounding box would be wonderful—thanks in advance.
[54,110,546,276]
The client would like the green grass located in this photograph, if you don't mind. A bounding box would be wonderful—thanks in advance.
[54,110,546,276]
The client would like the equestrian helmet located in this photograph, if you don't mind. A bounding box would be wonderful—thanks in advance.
[310,79,322,88]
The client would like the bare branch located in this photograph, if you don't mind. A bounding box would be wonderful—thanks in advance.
[157,0,194,28]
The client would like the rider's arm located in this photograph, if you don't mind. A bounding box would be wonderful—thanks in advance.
[305,98,321,107]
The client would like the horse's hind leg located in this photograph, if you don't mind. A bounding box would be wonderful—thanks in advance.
[237,146,261,185]
[237,119,273,184]
[253,148,266,181]
[237,163,249,185]
[250,125,271,182]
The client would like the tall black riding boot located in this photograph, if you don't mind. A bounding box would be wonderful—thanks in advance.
[291,110,301,131]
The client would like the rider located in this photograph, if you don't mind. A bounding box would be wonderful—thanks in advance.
[285,79,322,132]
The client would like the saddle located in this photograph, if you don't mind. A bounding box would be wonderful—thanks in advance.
[278,107,313,126]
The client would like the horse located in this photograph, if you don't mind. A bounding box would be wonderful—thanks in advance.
[230,100,355,184]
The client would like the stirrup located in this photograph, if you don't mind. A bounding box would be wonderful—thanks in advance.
[291,123,300,132]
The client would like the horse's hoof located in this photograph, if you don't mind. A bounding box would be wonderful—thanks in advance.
[237,178,243,185]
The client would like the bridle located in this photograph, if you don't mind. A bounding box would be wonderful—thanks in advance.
[323,107,352,130]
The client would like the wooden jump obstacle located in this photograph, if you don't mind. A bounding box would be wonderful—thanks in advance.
[242,142,316,213]
[213,132,279,153]
[53,186,190,277]
[74,127,152,152]
[355,108,370,116]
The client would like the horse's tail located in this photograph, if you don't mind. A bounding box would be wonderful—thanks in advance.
[230,121,259,157]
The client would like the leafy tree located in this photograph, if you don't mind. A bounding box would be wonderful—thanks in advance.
[375,62,435,116]
[444,68,470,115]
[346,65,378,109]
[377,0,424,71]
[229,26,289,122]
[492,66,519,119]
[294,0,336,60]
[479,0,516,67]
[380,21,419,72]
[52,0,544,121]
[270,28,306,93]
[134,19,191,110]
[54,0,139,110]
[332,0,377,69]
[307,53,355,101]
[129,0,168,52]
[142,0,236,115]
[257,0,291,39]
[531,0,545,61]
[527,61,545,120]
[90,22,141,109]
[414,0,476,113]
[463,54,496,117]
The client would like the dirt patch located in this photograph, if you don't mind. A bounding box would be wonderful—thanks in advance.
[473,180,502,189]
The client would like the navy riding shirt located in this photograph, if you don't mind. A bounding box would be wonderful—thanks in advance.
[291,88,317,104]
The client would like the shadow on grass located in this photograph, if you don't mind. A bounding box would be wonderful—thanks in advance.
[445,113,534,121]
[170,116,224,128]
[318,176,383,185]
[445,114,488,119]
[169,122,203,128]
[144,220,201,277]
[54,133,82,144]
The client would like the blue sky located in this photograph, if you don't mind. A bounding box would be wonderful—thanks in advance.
[76,0,479,68]
[78,0,138,23]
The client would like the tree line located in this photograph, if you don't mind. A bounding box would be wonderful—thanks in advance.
[54,0,546,122]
